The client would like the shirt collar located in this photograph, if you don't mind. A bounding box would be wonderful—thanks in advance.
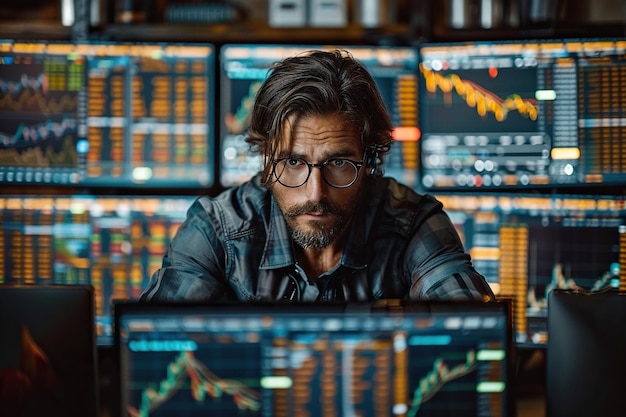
[258,196,297,270]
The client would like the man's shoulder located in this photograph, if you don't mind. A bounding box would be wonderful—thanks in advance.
[364,177,444,234]
[371,177,442,211]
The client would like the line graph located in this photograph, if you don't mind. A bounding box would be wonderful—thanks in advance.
[224,80,262,135]
[0,118,77,146]
[420,65,538,122]
[407,349,477,417]
[527,262,618,313]
[128,350,261,417]
[0,65,80,170]
[0,135,77,167]
[0,89,78,114]
[0,73,48,96]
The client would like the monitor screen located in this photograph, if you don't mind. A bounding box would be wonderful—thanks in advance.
[0,285,98,417]
[0,194,196,345]
[418,38,626,191]
[219,44,420,188]
[0,40,216,188]
[433,192,625,347]
[115,300,513,417]
[546,290,626,417]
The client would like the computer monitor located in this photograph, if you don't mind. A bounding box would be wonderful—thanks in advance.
[0,40,216,188]
[114,299,514,417]
[219,44,420,189]
[432,192,625,347]
[418,38,626,191]
[0,194,196,345]
[0,284,99,417]
[546,289,626,417]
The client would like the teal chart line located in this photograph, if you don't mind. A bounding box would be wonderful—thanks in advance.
[407,349,477,417]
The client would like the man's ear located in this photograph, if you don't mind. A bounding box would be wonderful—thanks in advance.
[364,147,379,175]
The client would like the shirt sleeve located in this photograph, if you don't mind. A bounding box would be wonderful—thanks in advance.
[406,201,495,301]
[138,199,234,302]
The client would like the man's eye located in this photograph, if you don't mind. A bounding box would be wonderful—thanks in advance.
[287,158,303,167]
[329,159,347,168]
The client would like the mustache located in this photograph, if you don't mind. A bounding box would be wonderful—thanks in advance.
[282,200,341,218]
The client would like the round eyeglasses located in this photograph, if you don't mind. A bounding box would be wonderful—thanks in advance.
[272,157,364,188]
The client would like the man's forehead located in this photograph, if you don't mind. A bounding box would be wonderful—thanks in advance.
[278,114,360,148]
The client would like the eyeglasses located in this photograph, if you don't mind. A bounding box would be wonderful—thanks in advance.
[272,156,364,188]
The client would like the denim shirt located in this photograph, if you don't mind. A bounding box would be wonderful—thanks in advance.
[139,175,495,302]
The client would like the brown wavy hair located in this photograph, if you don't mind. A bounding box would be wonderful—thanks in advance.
[245,49,394,186]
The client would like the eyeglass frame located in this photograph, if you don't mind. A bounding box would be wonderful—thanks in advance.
[270,153,366,189]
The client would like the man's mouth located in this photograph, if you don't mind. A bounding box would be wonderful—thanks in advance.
[285,201,336,219]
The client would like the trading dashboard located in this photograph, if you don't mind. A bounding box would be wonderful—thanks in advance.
[0,195,196,344]
[116,301,513,417]
[419,39,626,191]
[0,40,216,188]
[435,192,626,346]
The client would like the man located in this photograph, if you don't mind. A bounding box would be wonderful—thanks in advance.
[140,50,495,302]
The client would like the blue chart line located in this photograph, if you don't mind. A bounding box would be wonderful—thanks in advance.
[129,351,261,417]
[0,119,77,146]
[0,74,48,96]
[408,349,477,417]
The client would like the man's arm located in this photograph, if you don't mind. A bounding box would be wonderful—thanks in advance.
[406,203,495,301]
[139,199,234,302]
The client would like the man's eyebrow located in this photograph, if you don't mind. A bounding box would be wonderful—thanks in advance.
[277,148,362,160]
[327,148,362,158]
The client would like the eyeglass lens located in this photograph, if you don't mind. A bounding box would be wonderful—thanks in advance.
[274,158,359,188]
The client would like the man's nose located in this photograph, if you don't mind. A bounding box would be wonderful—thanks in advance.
[304,166,327,200]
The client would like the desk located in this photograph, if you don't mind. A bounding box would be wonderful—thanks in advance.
[515,348,546,417]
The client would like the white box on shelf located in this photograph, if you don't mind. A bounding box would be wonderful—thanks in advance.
[309,0,347,27]
[269,0,307,27]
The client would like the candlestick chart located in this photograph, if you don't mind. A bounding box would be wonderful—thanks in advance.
[407,349,477,416]
[128,352,260,417]
[126,344,262,417]
[420,65,539,132]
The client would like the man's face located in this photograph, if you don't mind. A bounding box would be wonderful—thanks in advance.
[270,113,365,249]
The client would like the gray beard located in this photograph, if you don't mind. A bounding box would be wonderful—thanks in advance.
[290,220,341,249]
[275,182,365,250]
[281,200,347,249]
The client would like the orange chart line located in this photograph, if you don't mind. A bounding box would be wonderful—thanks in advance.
[420,64,539,122]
